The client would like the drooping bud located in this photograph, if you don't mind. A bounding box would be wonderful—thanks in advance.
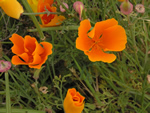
[60,2,69,12]
[73,1,84,20]
[135,4,145,13]
[120,0,133,15]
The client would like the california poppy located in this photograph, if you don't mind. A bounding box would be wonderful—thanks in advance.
[63,88,85,113]
[27,0,66,27]
[76,18,127,63]
[9,34,53,69]
[0,0,23,19]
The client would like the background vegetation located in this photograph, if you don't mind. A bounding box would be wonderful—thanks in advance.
[0,0,150,112]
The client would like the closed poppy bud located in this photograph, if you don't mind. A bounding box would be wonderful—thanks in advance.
[63,88,85,113]
[60,2,69,12]
[73,1,84,20]
[0,0,24,19]
[120,0,133,15]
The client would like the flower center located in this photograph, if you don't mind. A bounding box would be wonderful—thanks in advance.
[41,5,55,24]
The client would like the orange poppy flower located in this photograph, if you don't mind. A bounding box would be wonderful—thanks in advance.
[63,88,85,113]
[37,0,65,27]
[9,33,53,69]
[0,0,23,19]
[76,18,127,63]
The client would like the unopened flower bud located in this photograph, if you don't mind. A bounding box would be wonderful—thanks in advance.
[60,2,69,12]
[0,60,11,72]
[120,0,133,15]
[135,4,145,13]
[73,1,84,20]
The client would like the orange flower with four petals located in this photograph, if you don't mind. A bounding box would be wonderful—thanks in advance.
[0,0,23,19]
[63,88,85,113]
[76,18,127,63]
[9,34,53,69]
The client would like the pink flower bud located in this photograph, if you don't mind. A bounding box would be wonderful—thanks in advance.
[0,60,11,72]
[147,75,150,84]
[60,2,69,12]
[135,4,145,13]
[120,0,133,15]
[73,1,84,20]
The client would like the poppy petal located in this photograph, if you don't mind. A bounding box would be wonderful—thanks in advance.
[76,36,94,51]
[24,35,37,54]
[63,88,85,113]
[29,54,42,69]
[27,0,38,12]
[18,53,29,63]
[39,4,56,24]
[78,19,91,38]
[37,0,54,12]
[40,42,53,56]
[88,27,95,38]
[0,0,23,19]
[11,55,28,65]
[40,15,66,27]
[29,42,53,69]
[93,18,118,41]
[32,42,44,55]
[84,45,116,63]
[99,25,127,51]
[9,34,25,55]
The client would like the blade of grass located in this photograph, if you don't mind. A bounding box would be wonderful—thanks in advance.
[5,72,11,113]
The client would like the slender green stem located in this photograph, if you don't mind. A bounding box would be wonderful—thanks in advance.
[8,70,36,104]
[22,11,61,15]
[101,0,106,20]
[5,72,11,113]
[51,31,56,76]
[129,24,142,71]
[56,0,69,13]
[71,54,101,105]
[34,80,47,105]
[1,42,12,44]
[0,108,45,113]
[110,0,119,19]
[28,26,80,32]
[46,61,53,81]
[22,0,45,40]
